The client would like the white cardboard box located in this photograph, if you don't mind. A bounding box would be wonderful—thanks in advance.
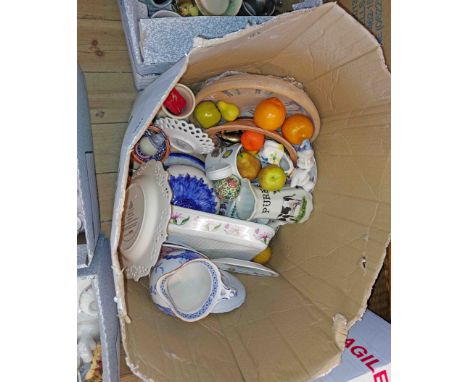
[316,310,390,382]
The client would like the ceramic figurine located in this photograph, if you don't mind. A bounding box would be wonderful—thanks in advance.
[290,139,316,192]
[77,278,100,366]
[149,249,246,322]
[258,140,294,175]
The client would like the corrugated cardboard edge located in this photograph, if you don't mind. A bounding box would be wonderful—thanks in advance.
[109,59,189,379]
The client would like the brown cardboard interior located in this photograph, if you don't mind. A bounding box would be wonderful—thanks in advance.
[117,3,390,381]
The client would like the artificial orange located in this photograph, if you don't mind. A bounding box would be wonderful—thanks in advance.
[281,114,314,144]
[253,97,286,131]
[240,130,265,151]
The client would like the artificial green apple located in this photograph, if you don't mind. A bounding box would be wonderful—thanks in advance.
[237,152,261,181]
[258,165,287,191]
[194,101,221,129]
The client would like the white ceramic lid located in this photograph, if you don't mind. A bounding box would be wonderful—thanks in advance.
[119,160,172,281]
[205,164,233,180]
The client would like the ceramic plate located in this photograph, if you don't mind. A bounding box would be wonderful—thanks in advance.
[167,205,275,260]
[167,165,220,214]
[156,117,215,154]
[119,160,172,281]
[212,258,279,277]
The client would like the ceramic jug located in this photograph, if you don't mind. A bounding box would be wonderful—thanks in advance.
[149,248,246,322]
[236,179,313,224]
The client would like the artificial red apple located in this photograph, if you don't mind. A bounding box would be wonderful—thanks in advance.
[258,165,287,191]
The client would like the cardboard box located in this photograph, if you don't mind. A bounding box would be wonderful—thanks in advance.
[316,310,390,381]
[331,0,391,68]
[78,236,120,382]
[77,65,101,267]
[111,3,390,381]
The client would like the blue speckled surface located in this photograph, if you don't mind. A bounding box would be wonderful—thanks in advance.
[139,16,272,71]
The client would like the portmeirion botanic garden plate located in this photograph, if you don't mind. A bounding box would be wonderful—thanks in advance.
[167,205,276,260]
[118,160,172,281]
[212,258,279,277]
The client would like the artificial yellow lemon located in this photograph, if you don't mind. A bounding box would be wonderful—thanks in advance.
[253,247,272,264]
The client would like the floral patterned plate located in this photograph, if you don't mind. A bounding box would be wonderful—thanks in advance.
[167,205,276,261]
[212,258,279,277]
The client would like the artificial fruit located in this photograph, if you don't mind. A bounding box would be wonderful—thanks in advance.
[258,165,287,191]
[194,101,221,129]
[217,101,240,122]
[236,152,261,181]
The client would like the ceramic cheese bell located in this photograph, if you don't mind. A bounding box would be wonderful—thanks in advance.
[149,249,246,322]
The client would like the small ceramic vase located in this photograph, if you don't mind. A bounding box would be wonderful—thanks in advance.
[236,179,313,223]
[213,176,241,201]
[206,164,241,201]
[258,140,294,175]
[149,249,245,322]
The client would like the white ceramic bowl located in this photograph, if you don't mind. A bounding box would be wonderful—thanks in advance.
[167,205,276,260]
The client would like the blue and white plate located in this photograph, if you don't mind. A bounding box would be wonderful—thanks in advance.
[167,165,220,214]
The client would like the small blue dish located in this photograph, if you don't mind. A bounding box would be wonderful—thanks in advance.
[163,153,205,172]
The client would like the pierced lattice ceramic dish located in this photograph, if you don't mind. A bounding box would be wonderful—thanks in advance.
[156,117,215,154]
[118,160,172,281]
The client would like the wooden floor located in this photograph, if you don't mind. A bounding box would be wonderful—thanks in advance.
[78,1,390,379]
[78,0,139,380]
[78,0,136,241]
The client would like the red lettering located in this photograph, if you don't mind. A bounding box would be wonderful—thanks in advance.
[366,357,380,372]
[361,355,373,362]
[345,338,355,348]
[350,346,368,358]
[373,369,389,382]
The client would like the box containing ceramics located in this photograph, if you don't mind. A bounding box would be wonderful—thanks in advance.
[117,0,323,89]
[110,3,390,381]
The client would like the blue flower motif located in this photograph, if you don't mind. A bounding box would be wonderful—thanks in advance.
[169,174,218,214]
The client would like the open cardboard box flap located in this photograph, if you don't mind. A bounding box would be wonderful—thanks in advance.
[110,3,390,381]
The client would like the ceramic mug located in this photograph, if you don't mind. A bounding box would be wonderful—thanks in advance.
[205,143,243,178]
[149,250,246,322]
[258,140,294,175]
[236,179,313,223]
